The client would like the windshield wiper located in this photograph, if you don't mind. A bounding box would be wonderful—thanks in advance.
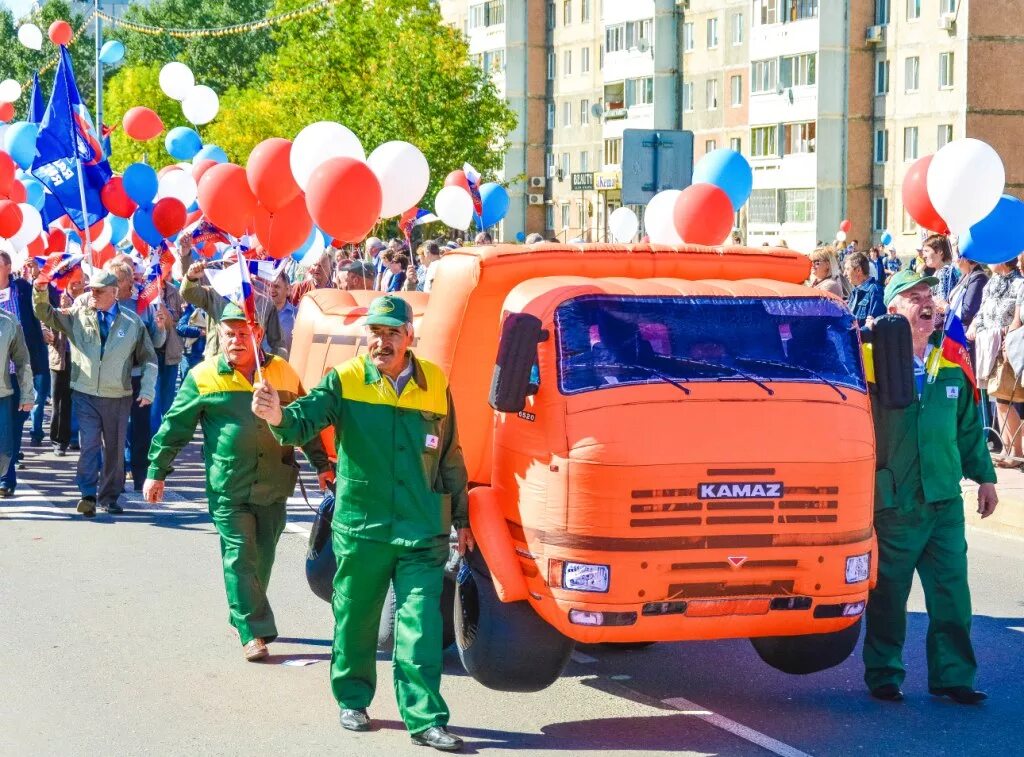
[589,362,691,395]
[735,356,848,401]
[655,355,774,396]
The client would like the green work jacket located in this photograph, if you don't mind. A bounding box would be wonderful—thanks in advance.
[148,353,331,509]
[868,337,996,511]
[270,352,470,546]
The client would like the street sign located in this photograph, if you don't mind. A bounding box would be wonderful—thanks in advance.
[621,129,694,205]
[570,172,595,191]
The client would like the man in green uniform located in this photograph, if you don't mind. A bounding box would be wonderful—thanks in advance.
[144,303,332,662]
[864,270,998,704]
[252,295,472,753]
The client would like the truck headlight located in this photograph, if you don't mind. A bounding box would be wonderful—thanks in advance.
[845,553,870,584]
[550,560,610,593]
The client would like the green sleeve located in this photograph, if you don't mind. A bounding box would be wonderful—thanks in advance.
[957,374,997,484]
[271,369,343,448]
[439,387,470,529]
[147,373,203,481]
[32,286,75,337]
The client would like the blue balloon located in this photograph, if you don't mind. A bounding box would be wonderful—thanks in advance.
[515,231,526,243]
[880,230,893,246]
[99,40,125,65]
[193,144,228,165]
[960,194,1024,265]
[166,126,203,161]
[4,122,39,170]
[692,148,753,211]
[479,182,510,229]
[21,178,45,211]
[123,162,158,206]
[108,214,129,245]
[132,206,164,247]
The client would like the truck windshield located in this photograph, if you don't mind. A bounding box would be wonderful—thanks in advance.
[554,295,865,396]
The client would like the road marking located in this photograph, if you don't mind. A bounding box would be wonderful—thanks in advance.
[285,522,311,538]
[1010,627,1024,634]
[662,696,812,757]
[570,651,598,664]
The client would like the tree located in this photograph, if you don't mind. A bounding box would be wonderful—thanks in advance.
[103,64,183,171]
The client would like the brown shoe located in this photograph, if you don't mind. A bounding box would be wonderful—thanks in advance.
[243,638,268,662]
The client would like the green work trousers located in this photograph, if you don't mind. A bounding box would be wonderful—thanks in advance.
[210,501,287,645]
[331,532,449,734]
[863,496,977,690]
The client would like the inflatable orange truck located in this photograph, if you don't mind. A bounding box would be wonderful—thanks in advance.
[289,243,878,692]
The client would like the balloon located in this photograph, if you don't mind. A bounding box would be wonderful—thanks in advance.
[880,230,893,246]
[4,122,39,170]
[158,169,198,207]
[0,152,15,194]
[291,228,326,264]
[959,195,1024,265]
[191,159,218,184]
[122,163,159,206]
[132,206,163,247]
[836,230,848,243]
[927,138,1004,234]
[304,157,381,242]
[182,85,219,125]
[99,40,125,65]
[10,204,42,250]
[197,163,259,236]
[159,62,195,101]
[479,182,510,228]
[27,235,44,257]
[17,24,42,51]
[434,185,474,231]
[692,149,753,211]
[608,206,639,243]
[290,121,365,192]
[366,141,430,218]
[0,200,23,237]
[672,184,734,246]
[515,231,526,243]
[46,227,67,253]
[902,155,949,234]
[48,20,73,46]
[152,197,187,239]
[0,79,22,103]
[165,126,203,160]
[246,138,301,214]
[644,189,683,245]
[255,193,314,258]
[122,106,164,141]
[444,170,471,194]
[101,177,138,218]
[839,218,852,233]
[107,215,129,245]
[0,102,14,123]
[21,177,45,211]
[90,218,113,251]
[193,144,228,165]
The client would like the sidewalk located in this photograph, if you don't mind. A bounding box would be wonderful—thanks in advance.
[962,465,1024,540]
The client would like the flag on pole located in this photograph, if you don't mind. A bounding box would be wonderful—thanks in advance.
[463,162,483,217]
[929,309,980,402]
[28,73,45,124]
[137,263,164,315]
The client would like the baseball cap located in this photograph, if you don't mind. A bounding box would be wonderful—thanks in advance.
[340,260,375,278]
[883,269,939,306]
[88,269,118,290]
[220,302,248,322]
[365,295,413,327]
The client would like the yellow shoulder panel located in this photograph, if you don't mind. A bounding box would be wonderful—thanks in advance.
[264,356,302,394]
[400,358,449,415]
[862,343,875,385]
[191,358,247,395]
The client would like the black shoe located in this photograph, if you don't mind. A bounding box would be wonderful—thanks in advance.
[30,436,43,446]
[55,446,67,457]
[102,502,124,515]
[411,726,464,752]
[0,486,11,499]
[69,442,80,451]
[339,708,371,732]
[930,686,988,705]
[17,451,23,461]
[77,496,97,518]
[870,684,904,702]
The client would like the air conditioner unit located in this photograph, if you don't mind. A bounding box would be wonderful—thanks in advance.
[528,193,545,206]
[865,25,884,44]
[636,38,651,53]
[938,14,955,31]
[529,176,546,189]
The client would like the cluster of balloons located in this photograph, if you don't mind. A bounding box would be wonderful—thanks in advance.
[0,153,45,253]
[834,218,852,244]
[160,62,219,126]
[103,160,197,247]
[434,168,509,231]
[17,20,72,52]
[644,148,751,245]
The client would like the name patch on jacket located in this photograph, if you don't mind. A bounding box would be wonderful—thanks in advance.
[698,482,784,499]
[425,434,439,450]
[946,386,959,399]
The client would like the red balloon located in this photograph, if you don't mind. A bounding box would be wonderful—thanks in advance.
[839,219,852,233]
[185,208,202,227]
[131,228,148,255]
[152,197,187,238]
[7,180,26,204]
[246,138,301,214]
[305,158,382,243]
[27,236,45,256]
[46,228,67,253]
[0,102,14,123]
[0,152,15,195]
[444,170,471,194]
[0,200,23,237]
[197,163,259,237]
[255,194,313,259]
[101,177,138,218]
[672,184,735,246]
[49,20,73,46]
[902,155,950,235]
[192,159,217,183]
[93,244,115,269]
[123,106,164,141]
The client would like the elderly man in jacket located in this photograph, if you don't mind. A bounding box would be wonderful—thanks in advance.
[0,309,34,495]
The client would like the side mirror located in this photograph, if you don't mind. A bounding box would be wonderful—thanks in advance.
[868,314,915,409]
[489,312,545,413]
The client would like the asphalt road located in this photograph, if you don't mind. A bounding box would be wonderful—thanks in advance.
[1,439,1022,757]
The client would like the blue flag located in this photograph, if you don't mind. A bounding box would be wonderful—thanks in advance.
[28,73,45,124]
[31,48,111,230]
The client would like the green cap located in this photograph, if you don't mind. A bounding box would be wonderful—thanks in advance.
[88,269,118,290]
[220,302,248,322]
[883,269,940,306]
[365,295,412,327]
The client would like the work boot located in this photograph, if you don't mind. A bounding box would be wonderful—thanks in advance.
[339,708,371,732]
[930,686,988,705]
[77,496,97,518]
[0,486,11,499]
[102,502,124,515]
[410,726,463,752]
[870,684,904,702]
[243,638,268,662]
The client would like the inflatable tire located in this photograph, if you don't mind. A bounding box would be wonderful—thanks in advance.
[750,618,862,675]
[455,548,575,692]
[376,573,458,652]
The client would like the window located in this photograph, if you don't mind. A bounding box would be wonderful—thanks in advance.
[749,188,779,223]
[682,82,694,112]
[940,0,956,12]
[563,0,571,25]
[730,75,743,106]
[628,19,653,50]
[751,125,778,158]
[560,152,570,177]
[469,4,485,29]
[876,0,890,24]
[751,59,778,94]
[564,49,572,76]
[580,99,590,125]
[730,137,742,153]
[683,23,694,52]
[605,81,625,110]
[581,47,591,73]
[873,195,888,231]
[786,0,819,20]
[546,2,555,29]
[939,52,954,88]
[902,207,918,234]
[706,78,719,109]
[783,121,816,154]
[546,151,555,178]
[547,102,555,129]
[483,49,504,72]
[582,0,591,22]
[577,201,586,230]
[562,101,571,127]
[732,13,744,45]
[937,124,953,148]
[579,151,590,172]
[874,129,888,163]
[626,77,654,107]
[904,56,919,92]
[782,188,816,223]
[546,204,554,230]
[547,52,556,79]
[707,17,719,48]
[561,203,570,230]
[906,0,920,20]
[780,53,816,87]
[604,138,622,165]
[606,24,625,53]
[903,126,918,161]
[875,60,890,94]
[755,0,780,25]
[705,140,717,154]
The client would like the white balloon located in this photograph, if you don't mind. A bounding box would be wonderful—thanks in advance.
[181,85,219,126]
[836,230,848,243]
[434,186,474,231]
[367,141,430,218]
[91,218,113,251]
[299,230,327,268]
[158,169,198,207]
[159,62,195,101]
[644,190,683,245]
[927,138,1005,234]
[17,24,42,51]
[290,121,366,192]
[608,206,639,243]
[9,203,42,250]
[0,79,22,103]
